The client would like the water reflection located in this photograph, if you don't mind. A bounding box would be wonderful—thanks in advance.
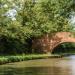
[0,67,72,75]
[68,55,75,75]
[69,55,75,59]
[0,56,75,75]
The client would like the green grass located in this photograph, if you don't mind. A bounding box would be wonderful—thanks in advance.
[0,54,61,65]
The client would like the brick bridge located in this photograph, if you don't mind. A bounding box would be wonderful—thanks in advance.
[32,32,75,53]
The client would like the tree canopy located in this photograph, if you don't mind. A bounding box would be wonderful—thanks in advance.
[0,0,75,54]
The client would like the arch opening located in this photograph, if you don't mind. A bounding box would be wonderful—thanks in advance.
[52,42,75,54]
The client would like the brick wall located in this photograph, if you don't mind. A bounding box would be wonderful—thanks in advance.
[32,32,75,53]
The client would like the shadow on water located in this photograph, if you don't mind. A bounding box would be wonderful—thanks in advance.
[0,66,72,75]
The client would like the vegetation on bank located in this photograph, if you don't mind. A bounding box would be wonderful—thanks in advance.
[0,54,61,65]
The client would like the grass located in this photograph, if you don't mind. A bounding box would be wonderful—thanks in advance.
[0,54,61,65]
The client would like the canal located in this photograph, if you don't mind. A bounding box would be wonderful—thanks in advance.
[0,55,75,75]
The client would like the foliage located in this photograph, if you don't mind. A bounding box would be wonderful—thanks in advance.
[0,54,60,64]
[0,0,75,54]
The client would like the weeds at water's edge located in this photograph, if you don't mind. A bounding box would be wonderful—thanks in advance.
[0,54,61,65]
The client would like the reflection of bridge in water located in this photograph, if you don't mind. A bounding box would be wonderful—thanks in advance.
[32,32,75,53]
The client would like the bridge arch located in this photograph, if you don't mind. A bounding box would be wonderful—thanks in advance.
[32,32,75,53]
[52,42,75,53]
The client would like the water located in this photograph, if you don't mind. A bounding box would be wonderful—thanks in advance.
[0,55,75,75]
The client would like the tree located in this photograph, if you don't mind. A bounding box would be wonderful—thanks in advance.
[0,0,75,54]
[0,0,33,54]
[19,0,75,36]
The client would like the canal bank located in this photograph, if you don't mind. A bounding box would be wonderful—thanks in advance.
[0,55,75,75]
[0,54,61,65]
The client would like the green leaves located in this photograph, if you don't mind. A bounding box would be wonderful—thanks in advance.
[0,0,75,54]
[0,0,75,39]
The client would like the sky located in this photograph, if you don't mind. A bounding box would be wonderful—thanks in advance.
[5,9,17,21]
